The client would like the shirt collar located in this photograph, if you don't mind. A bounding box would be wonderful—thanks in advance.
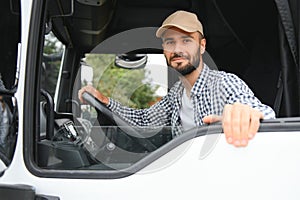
[173,63,210,99]
[190,63,210,96]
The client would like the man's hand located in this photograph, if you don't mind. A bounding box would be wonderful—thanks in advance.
[202,102,264,147]
[78,85,109,105]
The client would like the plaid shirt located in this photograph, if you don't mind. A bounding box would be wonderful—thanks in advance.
[107,64,275,137]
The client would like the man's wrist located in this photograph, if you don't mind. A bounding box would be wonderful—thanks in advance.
[94,93,109,105]
[103,96,109,105]
[107,98,117,110]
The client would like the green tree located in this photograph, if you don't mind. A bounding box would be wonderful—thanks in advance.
[85,54,158,109]
[44,32,63,54]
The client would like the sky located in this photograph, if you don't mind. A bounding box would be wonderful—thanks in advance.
[145,54,168,96]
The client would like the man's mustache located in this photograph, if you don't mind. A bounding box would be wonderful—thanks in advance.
[170,53,190,61]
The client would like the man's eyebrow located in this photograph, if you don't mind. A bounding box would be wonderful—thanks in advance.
[181,35,194,39]
[162,38,174,42]
[163,35,195,42]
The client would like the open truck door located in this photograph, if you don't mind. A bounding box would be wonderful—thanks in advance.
[0,0,300,199]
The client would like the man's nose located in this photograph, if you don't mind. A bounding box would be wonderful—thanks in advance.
[173,42,184,54]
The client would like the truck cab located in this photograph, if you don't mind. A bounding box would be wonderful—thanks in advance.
[0,0,300,199]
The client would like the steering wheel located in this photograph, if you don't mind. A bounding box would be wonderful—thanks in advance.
[82,92,159,152]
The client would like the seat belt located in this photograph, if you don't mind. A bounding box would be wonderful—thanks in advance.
[274,0,298,65]
[273,0,298,115]
[274,71,283,115]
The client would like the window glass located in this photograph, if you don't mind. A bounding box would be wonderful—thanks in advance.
[36,50,173,171]
[83,53,167,108]
[41,32,64,97]
[38,33,64,142]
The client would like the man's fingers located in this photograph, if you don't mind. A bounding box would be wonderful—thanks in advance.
[239,105,250,147]
[78,85,94,103]
[78,85,109,105]
[222,104,233,144]
[221,102,264,148]
[202,115,222,124]
[248,110,264,139]
[231,104,242,147]
[78,87,86,103]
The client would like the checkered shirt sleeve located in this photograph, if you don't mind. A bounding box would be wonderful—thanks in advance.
[218,72,276,119]
[107,90,174,127]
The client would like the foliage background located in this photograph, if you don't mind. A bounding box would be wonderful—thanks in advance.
[42,32,158,109]
[85,54,158,109]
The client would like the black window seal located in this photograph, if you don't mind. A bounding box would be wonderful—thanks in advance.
[23,0,48,177]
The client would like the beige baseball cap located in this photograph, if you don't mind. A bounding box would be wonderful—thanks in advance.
[156,10,204,38]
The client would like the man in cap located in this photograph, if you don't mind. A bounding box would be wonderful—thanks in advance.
[79,10,275,147]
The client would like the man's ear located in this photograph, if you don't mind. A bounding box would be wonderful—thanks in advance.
[200,38,206,54]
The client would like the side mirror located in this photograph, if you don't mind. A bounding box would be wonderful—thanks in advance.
[0,95,18,172]
[115,54,148,69]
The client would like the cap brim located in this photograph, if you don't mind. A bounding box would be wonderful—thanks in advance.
[156,24,199,38]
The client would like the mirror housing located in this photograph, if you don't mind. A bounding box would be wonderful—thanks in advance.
[115,54,147,69]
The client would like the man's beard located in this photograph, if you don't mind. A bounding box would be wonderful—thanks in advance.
[167,48,201,76]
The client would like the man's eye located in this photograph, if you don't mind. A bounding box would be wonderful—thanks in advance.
[165,41,175,45]
[183,39,192,43]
